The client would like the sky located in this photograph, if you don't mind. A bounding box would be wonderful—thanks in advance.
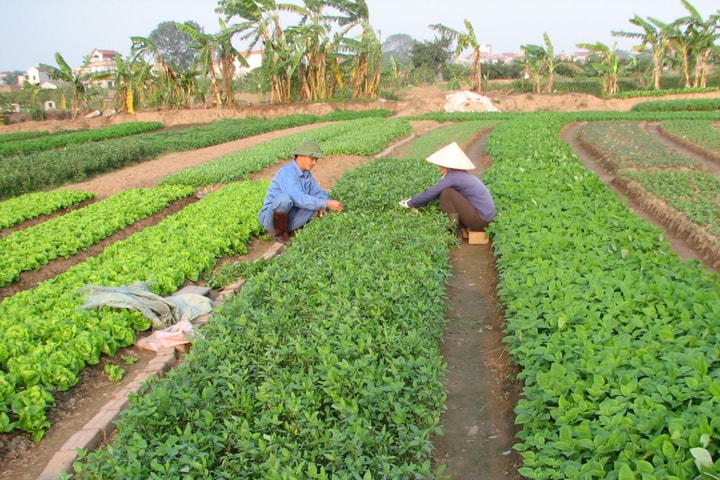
[1,0,719,72]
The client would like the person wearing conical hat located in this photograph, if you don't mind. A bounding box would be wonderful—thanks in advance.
[258,140,344,244]
[399,142,495,234]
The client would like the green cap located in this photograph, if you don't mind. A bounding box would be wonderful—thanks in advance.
[293,140,324,158]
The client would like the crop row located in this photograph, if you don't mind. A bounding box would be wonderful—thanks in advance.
[0,121,163,158]
[659,119,720,160]
[159,117,413,187]
[0,110,388,200]
[575,120,704,170]
[0,189,95,229]
[621,169,720,239]
[0,181,267,439]
[0,114,410,440]
[73,149,455,478]
[0,185,194,286]
[483,113,720,479]
[575,118,720,265]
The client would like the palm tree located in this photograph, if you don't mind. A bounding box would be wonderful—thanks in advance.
[430,19,483,92]
[612,15,668,90]
[40,52,92,116]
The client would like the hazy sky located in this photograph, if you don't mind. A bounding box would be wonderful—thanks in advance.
[1,0,718,71]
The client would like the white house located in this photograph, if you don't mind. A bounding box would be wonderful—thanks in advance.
[19,66,55,88]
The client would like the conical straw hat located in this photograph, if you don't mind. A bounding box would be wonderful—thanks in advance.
[426,142,475,170]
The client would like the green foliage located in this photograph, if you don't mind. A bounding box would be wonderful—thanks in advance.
[205,258,270,289]
[0,189,95,229]
[0,115,319,200]
[0,122,163,158]
[103,364,125,382]
[0,181,267,438]
[0,186,193,286]
[75,201,452,479]
[159,117,412,187]
[659,120,720,156]
[631,96,720,112]
[483,113,720,479]
[575,120,704,169]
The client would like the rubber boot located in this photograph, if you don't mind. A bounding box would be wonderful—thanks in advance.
[273,211,291,244]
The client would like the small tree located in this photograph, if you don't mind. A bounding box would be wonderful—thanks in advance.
[430,19,484,92]
[612,15,668,90]
[576,41,634,97]
[40,53,100,116]
[409,36,452,85]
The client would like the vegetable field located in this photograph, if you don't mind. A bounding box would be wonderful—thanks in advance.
[2,102,720,480]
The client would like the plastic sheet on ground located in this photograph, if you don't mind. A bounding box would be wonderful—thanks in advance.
[444,91,501,113]
[76,281,213,330]
[136,320,197,352]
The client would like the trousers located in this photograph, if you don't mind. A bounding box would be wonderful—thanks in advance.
[439,188,488,231]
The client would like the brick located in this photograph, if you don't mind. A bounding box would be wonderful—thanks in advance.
[104,395,130,412]
[84,409,123,439]
[37,450,79,480]
[60,428,102,452]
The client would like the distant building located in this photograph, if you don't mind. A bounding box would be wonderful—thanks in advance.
[18,66,56,88]
[76,49,119,88]
[454,44,494,66]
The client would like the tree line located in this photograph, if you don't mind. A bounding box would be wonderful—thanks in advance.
[1,0,718,117]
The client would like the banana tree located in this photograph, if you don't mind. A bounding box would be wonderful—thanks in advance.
[176,21,222,107]
[519,44,546,93]
[216,18,249,107]
[674,0,719,88]
[40,52,92,116]
[221,0,295,104]
[430,18,483,92]
[130,36,185,108]
[612,15,669,90]
[332,0,380,99]
[575,41,634,97]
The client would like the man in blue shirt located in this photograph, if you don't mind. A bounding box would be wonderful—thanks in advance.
[258,140,344,244]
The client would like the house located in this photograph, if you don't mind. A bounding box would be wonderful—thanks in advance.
[18,66,56,88]
[76,49,119,88]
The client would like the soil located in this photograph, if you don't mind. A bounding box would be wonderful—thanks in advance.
[1,85,719,480]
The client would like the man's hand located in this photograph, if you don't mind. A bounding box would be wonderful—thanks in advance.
[398,198,411,208]
[326,199,344,212]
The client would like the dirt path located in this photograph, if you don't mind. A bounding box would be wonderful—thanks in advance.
[430,134,522,479]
